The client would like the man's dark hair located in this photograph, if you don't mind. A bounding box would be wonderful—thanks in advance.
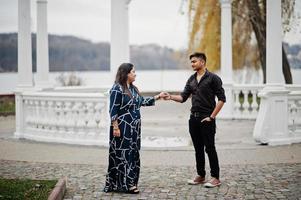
[189,52,207,63]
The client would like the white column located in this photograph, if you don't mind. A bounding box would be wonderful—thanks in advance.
[253,0,290,145]
[218,0,233,119]
[220,0,232,84]
[266,0,283,85]
[110,0,131,82]
[17,0,33,90]
[15,0,32,139]
[36,0,52,89]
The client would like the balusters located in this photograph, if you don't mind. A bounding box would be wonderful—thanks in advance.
[85,102,95,138]
[20,93,109,145]
[242,90,250,115]
[64,101,73,137]
[232,86,263,119]
[94,103,102,128]
[29,100,36,128]
[76,102,86,139]
[296,100,301,125]
[250,90,259,117]
[46,100,56,136]
[288,99,301,134]
[55,101,65,135]
[34,100,41,129]
[72,102,81,132]
[39,100,46,129]
[24,99,32,126]
[288,99,297,133]
[233,90,241,117]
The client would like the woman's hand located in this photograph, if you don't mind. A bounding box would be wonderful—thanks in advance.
[155,92,170,100]
[112,120,120,137]
[113,127,121,137]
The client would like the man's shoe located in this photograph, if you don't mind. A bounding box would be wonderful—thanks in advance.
[187,175,206,185]
[204,177,221,188]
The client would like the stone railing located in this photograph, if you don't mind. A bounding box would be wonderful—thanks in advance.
[288,91,301,135]
[232,84,264,119]
[13,84,301,146]
[15,88,110,146]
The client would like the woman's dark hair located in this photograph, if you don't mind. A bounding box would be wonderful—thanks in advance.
[115,63,139,97]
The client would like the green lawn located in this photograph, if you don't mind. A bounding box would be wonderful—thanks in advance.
[0,178,57,200]
[0,96,15,116]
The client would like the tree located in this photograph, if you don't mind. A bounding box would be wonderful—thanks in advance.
[188,0,297,83]
[246,0,293,83]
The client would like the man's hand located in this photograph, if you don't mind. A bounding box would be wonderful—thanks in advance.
[156,92,170,100]
[201,117,212,123]
[159,92,169,99]
[163,92,171,100]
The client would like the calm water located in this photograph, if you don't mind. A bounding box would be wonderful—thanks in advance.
[1,69,300,94]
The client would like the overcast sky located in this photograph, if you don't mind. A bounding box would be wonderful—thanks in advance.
[0,0,300,50]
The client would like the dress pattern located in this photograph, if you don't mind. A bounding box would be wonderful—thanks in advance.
[104,83,155,192]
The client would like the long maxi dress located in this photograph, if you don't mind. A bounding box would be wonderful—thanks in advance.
[104,83,155,192]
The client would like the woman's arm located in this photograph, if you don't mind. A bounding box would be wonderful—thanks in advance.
[141,92,168,106]
[109,84,122,137]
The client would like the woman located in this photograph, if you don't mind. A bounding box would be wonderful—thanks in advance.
[104,63,166,194]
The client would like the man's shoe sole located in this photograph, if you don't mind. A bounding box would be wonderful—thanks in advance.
[204,182,221,188]
[187,180,205,185]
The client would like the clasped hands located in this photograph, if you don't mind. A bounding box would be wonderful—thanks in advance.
[156,92,171,100]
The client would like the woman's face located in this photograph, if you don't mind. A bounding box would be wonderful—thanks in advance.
[127,67,136,83]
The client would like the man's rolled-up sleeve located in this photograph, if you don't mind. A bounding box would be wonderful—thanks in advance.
[213,75,226,103]
[180,79,192,103]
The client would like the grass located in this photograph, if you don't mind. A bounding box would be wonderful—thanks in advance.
[0,95,15,116]
[0,178,57,200]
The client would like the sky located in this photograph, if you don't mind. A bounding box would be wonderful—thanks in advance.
[0,0,300,50]
[0,0,189,49]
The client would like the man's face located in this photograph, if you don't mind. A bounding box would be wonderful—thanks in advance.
[190,57,205,71]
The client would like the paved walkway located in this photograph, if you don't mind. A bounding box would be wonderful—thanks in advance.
[0,101,301,199]
[1,160,300,199]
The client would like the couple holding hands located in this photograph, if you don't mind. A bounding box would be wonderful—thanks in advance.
[104,52,226,194]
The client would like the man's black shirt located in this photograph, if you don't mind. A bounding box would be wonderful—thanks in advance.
[180,69,226,117]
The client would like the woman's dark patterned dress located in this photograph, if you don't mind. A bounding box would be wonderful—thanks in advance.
[104,83,155,192]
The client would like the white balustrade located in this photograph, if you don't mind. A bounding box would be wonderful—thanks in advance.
[14,85,301,146]
[288,91,301,138]
[232,84,264,119]
[15,89,110,146]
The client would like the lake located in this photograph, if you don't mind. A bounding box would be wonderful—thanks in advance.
[1,69,300,94]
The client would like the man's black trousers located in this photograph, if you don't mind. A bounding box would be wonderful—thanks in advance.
[189,115,220,179]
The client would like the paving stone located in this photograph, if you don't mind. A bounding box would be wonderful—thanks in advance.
[0,160,300,199]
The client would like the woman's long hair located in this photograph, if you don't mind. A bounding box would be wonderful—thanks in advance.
[115,63,139,97]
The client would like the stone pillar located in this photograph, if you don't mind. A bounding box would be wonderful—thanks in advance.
[17,0,33,90]
[266,0,283,85]
[253,0,290,145]
[219,0,233,119]
[36,0,52,89]
[110,0,131,82]
[15,0,33,138]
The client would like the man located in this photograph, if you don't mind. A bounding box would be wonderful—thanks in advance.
[164,52,226,188]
